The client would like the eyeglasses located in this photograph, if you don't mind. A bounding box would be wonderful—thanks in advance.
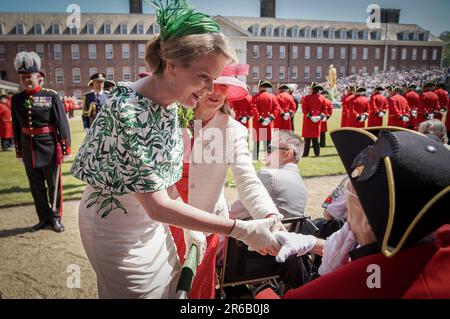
[267,145,291,154]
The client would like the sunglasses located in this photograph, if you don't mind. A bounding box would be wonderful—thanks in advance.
[267,145,291,154]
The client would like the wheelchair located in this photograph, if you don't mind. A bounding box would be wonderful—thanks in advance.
[217,216,320,299]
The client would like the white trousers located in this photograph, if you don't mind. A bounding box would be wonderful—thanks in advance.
[78,186,183,299]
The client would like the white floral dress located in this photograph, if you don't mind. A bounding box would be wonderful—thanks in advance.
[71,85,184,299]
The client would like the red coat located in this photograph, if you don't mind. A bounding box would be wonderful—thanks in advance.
[388,93,410,128]
[285,225,450,299]
[417,91,440,126]
[0,102,13,139]
[434,88,449,120]
[321,98,333,132]
[404,90,420,130]
[301,93,326,138]
[230,95,253,129]
[347,95,369,128]
[274,92,296,131]
[368,92,388,127]
[252,91,280,141]
[341,93,352,127]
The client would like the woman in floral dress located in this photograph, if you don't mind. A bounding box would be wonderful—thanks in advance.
[71,0,280,299]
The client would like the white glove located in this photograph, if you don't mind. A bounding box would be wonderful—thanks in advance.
[283,113,290,121]
[262,118,271,126]
[310,116,320,123]
[426,114,434,120]
[378,111,385,117]
[401,116,410,123]
[229,216,281,252]
[321,116,328,122]
[184,229,207,266]
[240,116,248,124]
[273,232,317,263]
[440,108,447,114]
[411,110,418,118]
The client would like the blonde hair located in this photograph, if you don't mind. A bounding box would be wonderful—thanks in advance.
[145,33,236,74]
[220,101,235,118]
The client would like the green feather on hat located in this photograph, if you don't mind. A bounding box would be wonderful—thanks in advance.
[146,0,221,42]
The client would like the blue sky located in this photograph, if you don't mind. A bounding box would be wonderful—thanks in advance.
[1,0,449,36]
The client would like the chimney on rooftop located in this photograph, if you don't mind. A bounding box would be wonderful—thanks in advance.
[380,8,401,24]
[260,0,276,18]
[130,0,143,14]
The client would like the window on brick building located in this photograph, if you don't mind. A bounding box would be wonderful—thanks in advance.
[266,66,272,79]
[36,44,45,59]
[138,44,145,59]
[279,66,285,79]
[266,45,272,59]
[72,68,81,83]
[252,66,259,79]
[292,66,298,79]
[305,46,311,59]
[105,44,113,59]
[71,44,80,60]
[123,67,131,81]
[55,68,64,83]
[106,67,114,80]
[304,66,310,79]
[53,44,62,60]
[88,44,97,59]
[279,46,286,59]
[122,44,130,59]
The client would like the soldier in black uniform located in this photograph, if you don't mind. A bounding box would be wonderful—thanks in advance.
[11,52,71,232]
[82,73,108,130]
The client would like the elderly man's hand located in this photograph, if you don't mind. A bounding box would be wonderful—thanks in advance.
[273,232,318,263]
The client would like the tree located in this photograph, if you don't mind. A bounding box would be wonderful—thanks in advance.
[439,31,450,67]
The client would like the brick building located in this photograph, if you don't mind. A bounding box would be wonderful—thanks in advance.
[0,0,444,97]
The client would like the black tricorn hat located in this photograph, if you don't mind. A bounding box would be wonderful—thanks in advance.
[356,87,366,93]
[277,83,290,90]
[406,83,417,90]
[331,127,450,257]
[258,80,272,88]
[374,86,384,91]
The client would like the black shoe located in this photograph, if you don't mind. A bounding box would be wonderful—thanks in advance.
[52,219,65,233]
[30,221,50,232]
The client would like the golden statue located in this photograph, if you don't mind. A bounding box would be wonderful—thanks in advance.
[327,64,337,88]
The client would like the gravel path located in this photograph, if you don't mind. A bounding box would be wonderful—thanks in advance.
[0,175,344,299]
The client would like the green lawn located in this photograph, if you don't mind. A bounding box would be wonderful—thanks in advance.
[0,109,345,207]
[226,109,345,187]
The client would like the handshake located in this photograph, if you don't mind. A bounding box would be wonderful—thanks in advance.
[186,215,318,265]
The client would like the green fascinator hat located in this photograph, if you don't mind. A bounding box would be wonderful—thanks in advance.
[146,0,221,42]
